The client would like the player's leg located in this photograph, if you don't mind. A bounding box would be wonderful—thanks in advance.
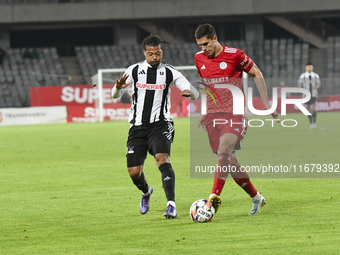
[126,128,153,214]
[306,103,313,128]
[215,132,239,191]
[154,153,177,219]
[230,153,257,197]
[208,132,239,212]
[127,154,153,214]
[310,101,317,128]
[127,162,147,193]
[149,120,177,218]
[230,153,266,215]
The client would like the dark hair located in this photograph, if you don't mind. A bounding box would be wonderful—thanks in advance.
[195,23,216,40]
[142,34,164,51]
[306,62,313,66]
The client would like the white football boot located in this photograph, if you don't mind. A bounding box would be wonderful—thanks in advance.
[249,192,266,215]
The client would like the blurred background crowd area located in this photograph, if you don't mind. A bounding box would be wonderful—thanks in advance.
[1,0,340,107]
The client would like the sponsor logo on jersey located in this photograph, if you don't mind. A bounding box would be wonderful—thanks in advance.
[234,128,240,132]
[220,62,227,69]
[136,82,166,90]
[201,65,206,69]
[138,70,146,75]
[204,77,228,84]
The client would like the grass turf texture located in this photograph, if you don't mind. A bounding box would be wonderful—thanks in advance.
[0,112,339,254]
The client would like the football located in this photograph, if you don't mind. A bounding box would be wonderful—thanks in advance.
[189,199,215,223]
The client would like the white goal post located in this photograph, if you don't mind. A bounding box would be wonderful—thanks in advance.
[96,68,125,122]
[94,66,249,122]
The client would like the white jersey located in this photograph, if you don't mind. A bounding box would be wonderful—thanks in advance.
[112,60,199,126]
[298,71,321,97]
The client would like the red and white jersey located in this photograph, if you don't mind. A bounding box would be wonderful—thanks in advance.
[195,45,254,114]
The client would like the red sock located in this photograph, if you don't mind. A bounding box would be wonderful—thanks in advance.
[231,165,258,197]
[212,153,231,196]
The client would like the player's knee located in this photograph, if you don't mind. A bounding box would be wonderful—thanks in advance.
[126,154,145,178]
[218,144,233,154]
[127,167,142,179]
[155,153,171,167]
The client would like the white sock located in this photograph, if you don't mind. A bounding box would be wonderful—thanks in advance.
[167,200,176,207]
[252,192,261,200]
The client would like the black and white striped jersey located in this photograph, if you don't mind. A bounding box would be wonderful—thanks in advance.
[298,71,321,97]
[112,60,199,126]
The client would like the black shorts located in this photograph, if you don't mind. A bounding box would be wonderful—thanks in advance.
[126,120,175,158]
[305,97,317,106]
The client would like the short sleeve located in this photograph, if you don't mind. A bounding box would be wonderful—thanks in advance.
[315,74,321,84]
[298,73,304,83]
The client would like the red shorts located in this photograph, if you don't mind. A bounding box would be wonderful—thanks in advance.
[204,113,247,153]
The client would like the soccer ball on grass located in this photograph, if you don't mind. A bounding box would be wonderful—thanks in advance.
[189,199,215,223]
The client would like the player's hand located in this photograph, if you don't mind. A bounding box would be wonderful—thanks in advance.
[181,89,191,97]
[115,74,131,89]
[271,111,280,123]
[198,115,207,132]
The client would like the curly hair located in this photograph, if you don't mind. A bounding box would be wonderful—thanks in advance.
[142,34,164,51]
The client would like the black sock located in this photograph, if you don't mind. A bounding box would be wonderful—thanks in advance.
[312,111,317,123]
[132,172,149,194]
[308,115,312,123]
[159,163,175,202]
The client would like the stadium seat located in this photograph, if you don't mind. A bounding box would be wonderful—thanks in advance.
[5,36,337,108]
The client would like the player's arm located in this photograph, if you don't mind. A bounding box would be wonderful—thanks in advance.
[198,77,206,101]
[179,83,199,100]
[111,73,132,99]
[247,63,279,121]
[297,74,303,88]
[315,75,321,89]
[173,72,199,100]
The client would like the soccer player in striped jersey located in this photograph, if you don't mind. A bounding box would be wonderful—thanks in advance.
[112,34,199,219]
[298,63,321,129]
[194,23,279,216]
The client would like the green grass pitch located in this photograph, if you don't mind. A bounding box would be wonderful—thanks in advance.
[0,112,339,254]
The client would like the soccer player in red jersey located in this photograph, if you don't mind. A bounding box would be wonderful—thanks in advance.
[194,23,279,215]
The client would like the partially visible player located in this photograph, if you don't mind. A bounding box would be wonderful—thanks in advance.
[112,34,199,219]
[194,23,279,215]
[298,63,321,129]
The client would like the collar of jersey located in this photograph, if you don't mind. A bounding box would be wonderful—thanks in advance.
[143,60,163,68]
